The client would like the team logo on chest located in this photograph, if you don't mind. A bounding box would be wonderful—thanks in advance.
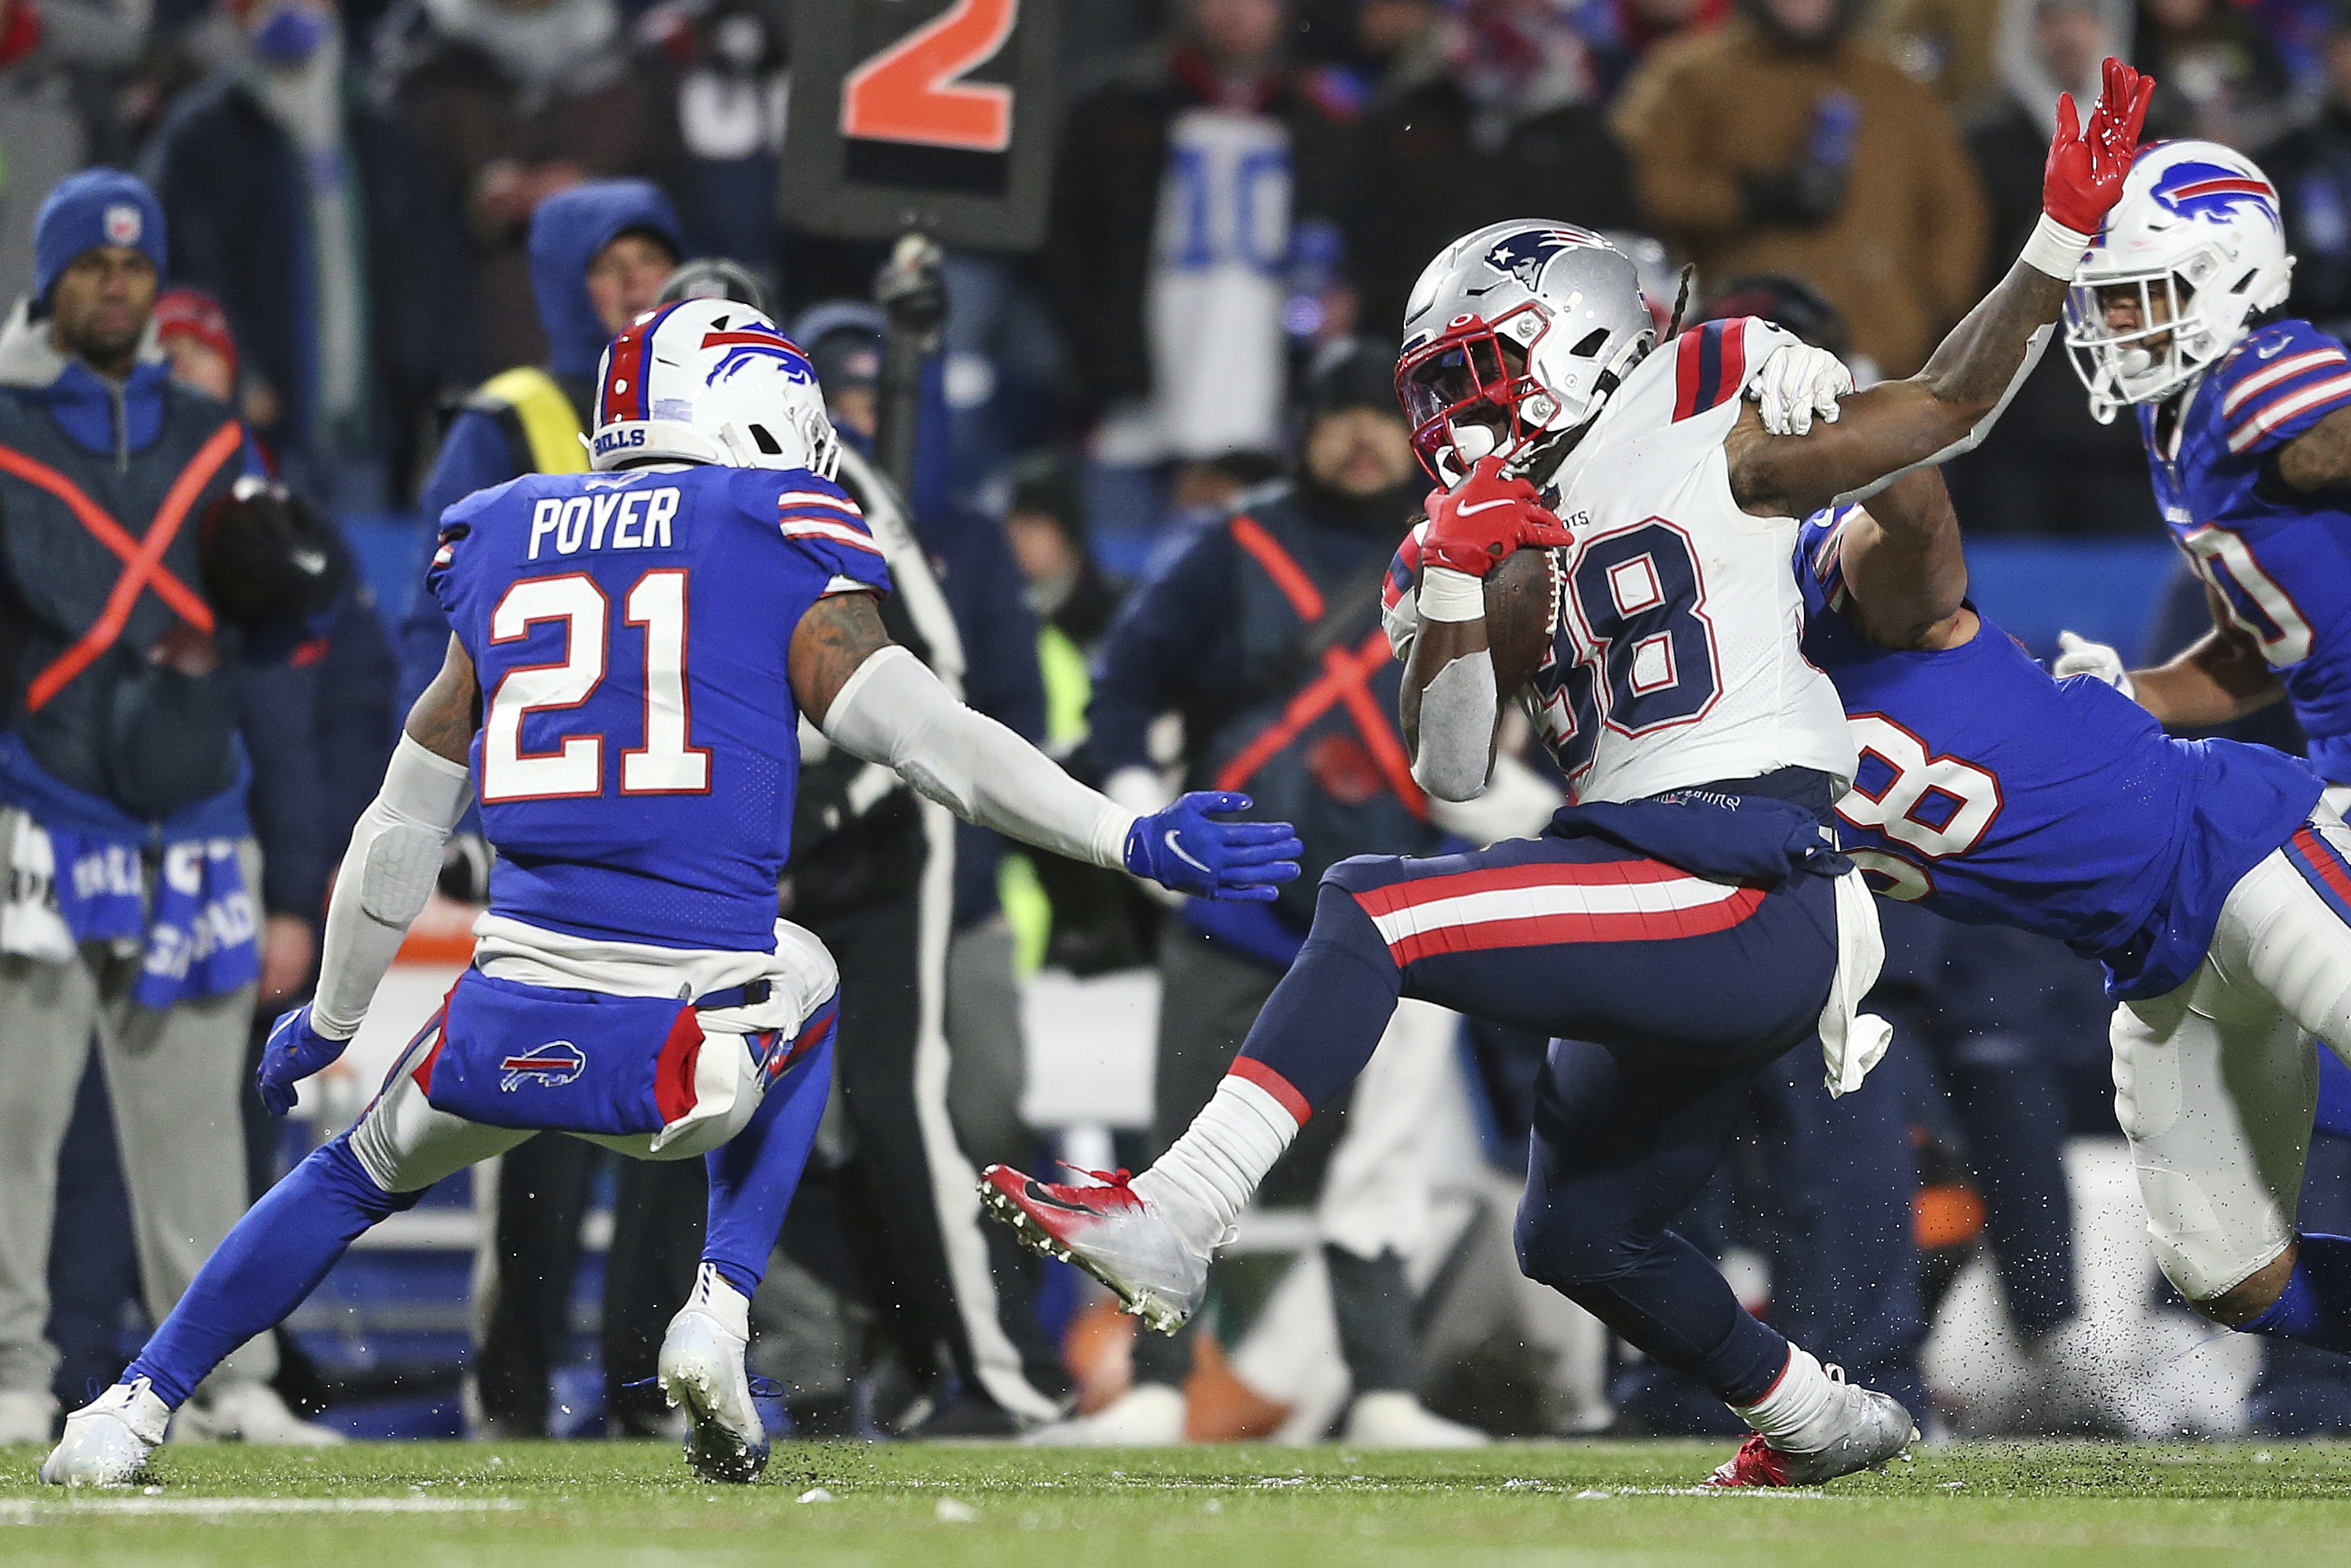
[500,1040,587,1091]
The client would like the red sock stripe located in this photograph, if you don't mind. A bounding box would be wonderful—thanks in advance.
[1228,1057,1311,1128]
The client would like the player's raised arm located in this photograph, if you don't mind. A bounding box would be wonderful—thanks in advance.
[789,591,1303,901]
[1726,58,2154,520]
[1820,468,1972,652]
[255,634,479,1116]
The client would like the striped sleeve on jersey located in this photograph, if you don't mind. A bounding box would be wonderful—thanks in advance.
[775,487,883,554]
[765,473,892,597]
[2222,333,2351,454]
[1380,520,1429,661]
[1671,318,1753,422]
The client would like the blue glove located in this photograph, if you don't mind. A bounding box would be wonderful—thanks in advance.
[257,1003,350,1118]
[1123,791,1303,903]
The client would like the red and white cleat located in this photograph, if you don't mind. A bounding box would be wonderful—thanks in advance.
[1703,1379,1917,1489]
[977,1165,1207,1334]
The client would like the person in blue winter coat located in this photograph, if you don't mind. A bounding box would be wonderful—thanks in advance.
[396,179,683,710]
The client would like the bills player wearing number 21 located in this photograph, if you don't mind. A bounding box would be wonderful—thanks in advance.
[2058,140,2351,806]
[982,60,2156,1490]
[38,301,1302,1488]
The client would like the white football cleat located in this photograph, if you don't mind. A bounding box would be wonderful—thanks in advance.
[41,1378,170,1486]
[658,1264,769,1483]
[1341,1391,1489,1448]
[978,1165,1208,1334]
[0,1387,57,1446]
[1704,1371,1916,1488]
[1020,1383,1187,1446]
[170,1380,344,1446]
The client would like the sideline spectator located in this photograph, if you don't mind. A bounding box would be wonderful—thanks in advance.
[1946,0,2152,535]
[1061,339,1482,1447]
[1613,0,1987,378]
[396,179,680,706]
[1044,0,1357,492]
[2133,0,2295,147]
[1582,0,1730,100]
[993,450,1158,977]
[2258,2,2351,336]
[143,0,475,510]
[1345,0,1638,337]
[377,0,689,371]
[1870,0,2005,109]
[0,170,332,1446]
[776,300,1069,1437]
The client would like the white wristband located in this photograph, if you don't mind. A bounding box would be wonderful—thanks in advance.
[1416,566,1485,623]
[2020,212,2094,281]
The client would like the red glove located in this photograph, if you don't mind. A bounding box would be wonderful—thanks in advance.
[1421,455,1573,578]
[2043,56,2155,233]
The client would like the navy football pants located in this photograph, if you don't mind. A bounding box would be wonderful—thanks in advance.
[1237,830,1841,1406]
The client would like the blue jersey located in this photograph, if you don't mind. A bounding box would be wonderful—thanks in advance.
[428,464,891,950]
[1795,512,2320,999]
[2138,318,2351,782]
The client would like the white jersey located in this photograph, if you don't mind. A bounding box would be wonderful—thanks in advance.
[1525,315,1855,803]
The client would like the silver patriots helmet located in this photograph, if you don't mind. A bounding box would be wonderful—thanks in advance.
[1395,220,1656,487]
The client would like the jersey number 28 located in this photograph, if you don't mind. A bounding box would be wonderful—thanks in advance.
[480,570,710,802]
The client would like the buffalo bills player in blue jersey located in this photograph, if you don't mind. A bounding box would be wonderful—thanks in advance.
[37,300,1301,1488]
[1788,458,2351,1374]
[2055,141,2351,801]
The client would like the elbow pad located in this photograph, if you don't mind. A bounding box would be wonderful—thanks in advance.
[1832,324,2050,509]
[355,737,473,926]
[1410,649,1499,803]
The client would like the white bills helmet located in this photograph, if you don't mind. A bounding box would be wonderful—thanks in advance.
[1395,221,1655,487]
[590,297,840,474]
[2063,140,2295,422]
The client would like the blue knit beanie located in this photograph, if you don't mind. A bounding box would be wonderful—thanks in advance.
[35,169,166,303]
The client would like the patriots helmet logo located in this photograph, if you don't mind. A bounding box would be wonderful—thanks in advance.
[500,1040,586,1092]
[1484,227,1601,291]
[2148,159,2280,231]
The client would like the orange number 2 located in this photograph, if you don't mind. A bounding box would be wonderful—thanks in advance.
[841,0,1019,153]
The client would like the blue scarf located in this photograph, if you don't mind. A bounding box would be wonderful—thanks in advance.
[0,733,259,1008]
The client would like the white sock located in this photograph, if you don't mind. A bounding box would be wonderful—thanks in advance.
[1732,1345,1842,1452]
[1132,1071,1302,1253]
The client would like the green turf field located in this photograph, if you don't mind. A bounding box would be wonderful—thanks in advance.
[4,1439,2349,1566]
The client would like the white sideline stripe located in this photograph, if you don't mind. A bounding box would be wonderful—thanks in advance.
[2221,349,2346,415]
[0,1497,524,1519]
[1365,876,1748,946]
[2228,373,2351,451]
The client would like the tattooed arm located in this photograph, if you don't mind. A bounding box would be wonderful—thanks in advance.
[2273,405,2351,493]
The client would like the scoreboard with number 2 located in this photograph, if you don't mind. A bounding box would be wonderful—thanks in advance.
[780,0,1060,250]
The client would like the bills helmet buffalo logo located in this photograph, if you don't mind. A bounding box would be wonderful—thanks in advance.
[1483,226,1606,292]
[2146,159,2280,230]
[500,1040,587,1092]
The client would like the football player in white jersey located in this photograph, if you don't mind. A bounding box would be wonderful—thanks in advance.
[983,60,2156,1483]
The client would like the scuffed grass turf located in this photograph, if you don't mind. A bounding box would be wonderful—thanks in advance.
[5,1439,2351,1566]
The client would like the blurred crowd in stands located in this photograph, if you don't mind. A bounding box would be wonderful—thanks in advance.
[10,0,2351,1449]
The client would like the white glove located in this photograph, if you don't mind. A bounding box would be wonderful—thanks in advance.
[2053,630,2135,698]
[1750,343,1854,436]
